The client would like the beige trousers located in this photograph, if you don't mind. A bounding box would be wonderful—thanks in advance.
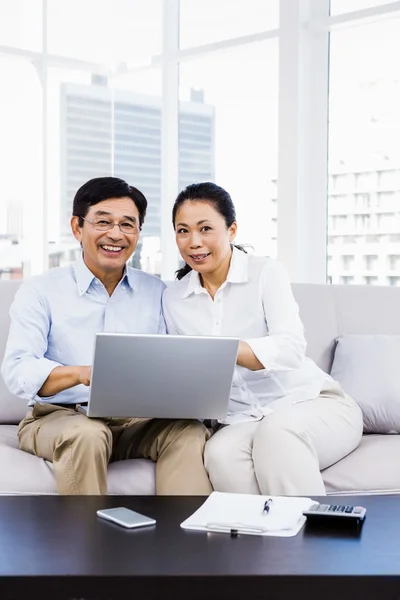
[18,403,212,496]
[204,381,363,496]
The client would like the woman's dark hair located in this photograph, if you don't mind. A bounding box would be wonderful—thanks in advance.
[72,176,147,228]
[172,182,246,280]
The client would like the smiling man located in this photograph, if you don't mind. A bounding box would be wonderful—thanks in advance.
[1,177,212,496]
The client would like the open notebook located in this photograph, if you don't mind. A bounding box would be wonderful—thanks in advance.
[181,492,317,537]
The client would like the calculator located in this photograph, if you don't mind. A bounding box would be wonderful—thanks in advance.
[303,503,367,523]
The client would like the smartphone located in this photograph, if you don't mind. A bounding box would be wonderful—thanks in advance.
[96,507,156,529]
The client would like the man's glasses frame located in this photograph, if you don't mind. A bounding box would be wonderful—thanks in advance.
[81,216,140,235]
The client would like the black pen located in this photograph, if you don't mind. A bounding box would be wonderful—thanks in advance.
[263,498,273,514]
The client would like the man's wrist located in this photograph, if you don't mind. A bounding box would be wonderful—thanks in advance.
[75,366,85,386]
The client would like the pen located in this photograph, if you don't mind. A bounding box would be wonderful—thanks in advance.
[206,522,266,535]
[263,498,273,514]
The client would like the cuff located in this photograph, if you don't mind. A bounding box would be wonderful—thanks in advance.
[244,336,279,372]
[18,359,62,401]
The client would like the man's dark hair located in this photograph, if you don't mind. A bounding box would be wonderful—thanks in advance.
[72,177,147,228]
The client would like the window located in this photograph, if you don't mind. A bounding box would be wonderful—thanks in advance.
[379,169,400,189]
[0,0,163,278]
[364,276,378,285]
[342,255,355,271]
[330,0,396,16]
[47,0,161,63]
[0,58,42,279]
[179,39,278,258]
[179,0,278,49]
[340,276,354,284]
[3,1,399,284]
[388,255,400,270]
[0,0,42,51]
[355,193,371,209]
[388,276,400,286]
[364,255,378,271]
[377,193,394,213]
[330,215,350,231]
[378,213,398,232]
[356,172,377,190]
[333,174,354,192]
[328,12,400,285]
[365,234,380,243]
[271,217,277,241]
[355,215,370,230]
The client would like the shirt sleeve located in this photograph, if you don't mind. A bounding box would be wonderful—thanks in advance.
[157,306,167,334]
[244,259,307,372]
[1,282,62,402]
[162,289,179,335]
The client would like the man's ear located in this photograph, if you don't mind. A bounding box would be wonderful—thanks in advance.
[71,216,83,243]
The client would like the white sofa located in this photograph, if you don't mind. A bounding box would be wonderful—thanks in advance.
[1,279,400,495]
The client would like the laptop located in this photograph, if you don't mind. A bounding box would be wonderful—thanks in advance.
[79,333,239,419]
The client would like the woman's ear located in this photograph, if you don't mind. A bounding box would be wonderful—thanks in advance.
[229,221,238,242]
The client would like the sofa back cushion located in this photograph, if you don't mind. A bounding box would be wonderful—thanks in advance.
[292,283,400,373]
[291,283,339,374]
[0,281,27,423]
[331,334,400,433]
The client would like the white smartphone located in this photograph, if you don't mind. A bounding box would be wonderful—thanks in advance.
[96,507,156,529]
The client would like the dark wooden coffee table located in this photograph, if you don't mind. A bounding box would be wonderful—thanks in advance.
[0,494,399,599]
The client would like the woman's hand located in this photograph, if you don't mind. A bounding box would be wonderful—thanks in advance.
[236,341,265,371]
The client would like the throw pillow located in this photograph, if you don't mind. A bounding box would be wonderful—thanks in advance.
[330,334,400,434]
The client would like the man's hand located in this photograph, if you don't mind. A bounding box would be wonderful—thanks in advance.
[78,366,92,387]
[38,365,92,397]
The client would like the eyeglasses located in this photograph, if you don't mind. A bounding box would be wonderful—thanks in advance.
[81,216,139,235]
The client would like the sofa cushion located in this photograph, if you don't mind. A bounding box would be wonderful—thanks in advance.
[322,433,400,495]
[0,425,156,495]
[331,334,400,433]
[108,459,156,495]
[0,426,57,494]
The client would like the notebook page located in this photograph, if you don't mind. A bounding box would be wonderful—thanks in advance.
[181,492,316,536]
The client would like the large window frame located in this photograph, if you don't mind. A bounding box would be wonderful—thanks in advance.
[1,0,399,280]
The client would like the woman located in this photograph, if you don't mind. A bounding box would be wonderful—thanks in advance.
[162,182,363,496]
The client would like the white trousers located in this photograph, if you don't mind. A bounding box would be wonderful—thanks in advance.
[204,381,363,496]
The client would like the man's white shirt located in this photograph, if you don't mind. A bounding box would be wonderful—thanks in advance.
[162,247,331,424]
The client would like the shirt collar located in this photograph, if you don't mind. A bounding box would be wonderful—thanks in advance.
[226,245,249,283]
[73,254,136,296]
[125,267,138,292]
[181,246,249,299]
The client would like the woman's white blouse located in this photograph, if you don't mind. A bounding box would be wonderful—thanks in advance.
[162,247,331,424]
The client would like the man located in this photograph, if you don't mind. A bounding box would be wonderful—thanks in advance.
[1,177,212,496]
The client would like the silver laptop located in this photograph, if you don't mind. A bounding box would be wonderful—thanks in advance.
[79,333,239,419]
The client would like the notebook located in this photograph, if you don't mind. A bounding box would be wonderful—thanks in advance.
[180,492,316,537]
